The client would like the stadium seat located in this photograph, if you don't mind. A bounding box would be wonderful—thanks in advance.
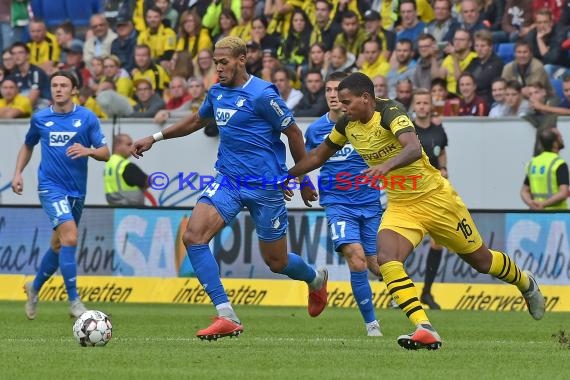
[551,78,564,100]
[32,0,68,29]
[65,0,105,27]
[496,43,516,64]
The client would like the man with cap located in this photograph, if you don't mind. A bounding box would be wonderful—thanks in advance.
[59,41,87,89]
[111,16,138,73]
[128,76,165,118]
[363,9,396,62]
[246,41,263,78]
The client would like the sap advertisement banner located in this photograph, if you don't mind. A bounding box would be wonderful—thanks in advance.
[2,207,570,285]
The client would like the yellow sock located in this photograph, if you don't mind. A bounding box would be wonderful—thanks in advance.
[488,249,530,292]
[380,261,429,326]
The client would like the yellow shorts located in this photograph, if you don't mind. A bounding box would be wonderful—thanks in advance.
[380,180,483,254]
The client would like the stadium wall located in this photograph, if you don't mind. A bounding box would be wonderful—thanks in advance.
[1,117,570,209]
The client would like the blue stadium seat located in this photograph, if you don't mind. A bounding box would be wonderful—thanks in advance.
[65,0,104,27]
[496,43,516,64]
[551,78,564,100]
[31,0,68,28]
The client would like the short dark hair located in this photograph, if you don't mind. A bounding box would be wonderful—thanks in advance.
[539,128,558,151]
[505,80,522,92]
[326,71,349,83]
[338,72,375,97]
[10,41,29,54]
[49,70,79,88]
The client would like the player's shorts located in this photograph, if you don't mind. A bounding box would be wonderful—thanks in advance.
[197,174,287,241]
[326,204,382,255]
[380,179,483,254]
[38,188,85,229]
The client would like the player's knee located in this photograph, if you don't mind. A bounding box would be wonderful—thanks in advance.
[266,258,287,273]
[345,255,367,271]
[182,226,208,246]
[59,235,77,246]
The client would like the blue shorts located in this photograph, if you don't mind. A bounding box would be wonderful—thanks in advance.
[325,204,382,255]
[39,189,84,229]
[197,174,287,241]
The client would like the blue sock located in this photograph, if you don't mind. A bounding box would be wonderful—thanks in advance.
[187,244,229,306]
[350,270,376,324]
[33,248,59,291]
[280,253,316,283]
[59,246,79,301]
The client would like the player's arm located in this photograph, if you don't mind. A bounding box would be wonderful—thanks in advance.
[438,148,448,178]
[362,131,422,177]
[66,144,110,161]
[288,141,338,178]
[131,112,212,158]
[11,144,34,195]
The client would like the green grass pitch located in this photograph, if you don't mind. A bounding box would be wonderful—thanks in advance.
[1,301,569,380]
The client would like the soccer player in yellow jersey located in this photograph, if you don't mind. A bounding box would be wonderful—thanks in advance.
[289,72,546,350]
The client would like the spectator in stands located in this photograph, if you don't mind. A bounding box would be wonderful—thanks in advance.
[480,0,505,42]
[431,77,460,116]
[251,16,280,52]
[294,69,327,117]
[27,19,60,74]
[214,9,238,43]
[260,48,281,82]
[440,28,478,95]
[59,41,87,89]
[154,75,193,125]
[526,8,570,80]
[176,10,212,60]
[310,0,342,51]
[231,0,255,43]
[8,42,51,111]
[280,9,313,73]
[488,78,510,117]
[0,77,32,118]
[396,0,426,50]
[111,17,138,74]
[502,39,554,98]
[425,0,460,45]
[272,67,303,110]
[357,40,389,80]
[0,0,10,54]
[335,10,369,57]
[87,56,105,93]
[2,48,15,76]
[386,39,416,98]
[458,0,488,35]
[10,0,29,45]
[530,75,570,116]
[170,50,194,80]
[325,45,356,78]
[521,128,568,210]
[201,0,240,38]
[413,34,443,91]
[95,79,134,119]
[500,0,534,42]
[129,76,166,117]
[186,76,206,114]
[76,86,107,120]
[363,9,396,61]
[55,22,84,66]
[395,78,414,113]
[503,80,531,117]
[456,72,489,116]
[378,0,434,32]
[297,42,327,82]
[373,75,388,98]
[245,41,262,78]
[132,44,170,96]
[84,14,117,70]
[466,29,504,105]
[138,6,177,68]
[525,81,560,154]
[195,48,218,90]
[103,55,134,98]
[155,0,179,29]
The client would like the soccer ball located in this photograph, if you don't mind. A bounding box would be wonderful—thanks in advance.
[72,310,113,347]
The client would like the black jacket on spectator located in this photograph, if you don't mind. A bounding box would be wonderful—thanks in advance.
[526,24,570,67]
[294,88,328,117]
[481,0,505,31]
[466,52,505,105]
[111,29,138,73]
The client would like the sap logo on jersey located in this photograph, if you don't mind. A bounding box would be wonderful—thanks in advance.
[215,108,237,126]
[329,144,354,161]
[49,131,77,146]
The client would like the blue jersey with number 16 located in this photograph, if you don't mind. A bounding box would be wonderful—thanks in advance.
[199,76,294,184]
[24,105,107,197]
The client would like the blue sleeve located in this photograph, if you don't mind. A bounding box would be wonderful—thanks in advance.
[24,116,40,147]
[304,126,316,151]
[198,92,214,119]
[257,85,295,132]
[88,113,107,148]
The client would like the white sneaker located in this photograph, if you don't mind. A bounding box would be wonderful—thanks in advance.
[69,299,87,318]
[522,271,545,320]
[366,320,383,337]
[24,281,39,320]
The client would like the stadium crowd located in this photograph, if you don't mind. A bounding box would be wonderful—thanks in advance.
[0,0,569,135]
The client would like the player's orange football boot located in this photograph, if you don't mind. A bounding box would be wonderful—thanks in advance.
[397,324,442,350]
[308,267,328,317]
[196,317,243,341]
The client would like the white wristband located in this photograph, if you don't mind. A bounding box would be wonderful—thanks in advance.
[152,132,164,142]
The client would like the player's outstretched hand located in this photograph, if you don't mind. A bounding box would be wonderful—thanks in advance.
[11,173,23,195]
[66,143,90,159]
[131,136,155,159]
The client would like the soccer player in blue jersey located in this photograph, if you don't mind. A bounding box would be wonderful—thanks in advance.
[303,71,383,336]
[12,71,110,319]
[132,36,328,341]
